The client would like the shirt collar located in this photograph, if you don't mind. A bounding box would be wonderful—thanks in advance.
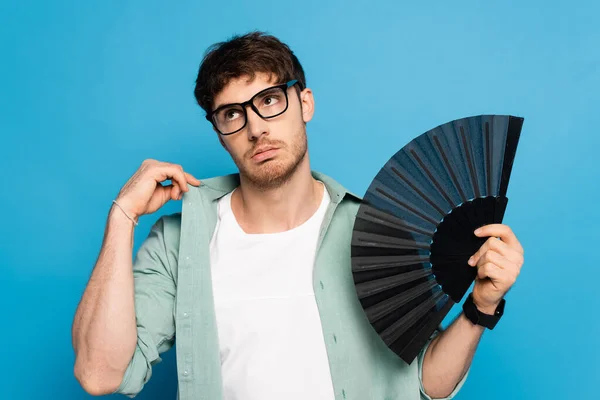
[197,171,362,204]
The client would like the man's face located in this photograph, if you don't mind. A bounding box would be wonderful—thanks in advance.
[212,72,314,190]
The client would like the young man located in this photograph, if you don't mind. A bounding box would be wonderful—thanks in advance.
[72,32,525,400]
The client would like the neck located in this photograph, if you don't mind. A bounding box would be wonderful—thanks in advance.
[231,157,324,234]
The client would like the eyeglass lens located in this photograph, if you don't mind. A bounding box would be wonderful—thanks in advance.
[213,86,288,134]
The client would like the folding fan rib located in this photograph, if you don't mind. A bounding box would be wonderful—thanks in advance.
[397,291,449,335]
[355,269,434,299]
[484,119,493,196]
[430,259,475,284]
[482,193,495,226]
[472,190,496,230]
[437,203,475,236]
[489,116,509,196]
[363,280,439,322]
[352,255,429,272]
[425,136,467,206]
[403,142,463,209]
[356,204,435,237]
[380,290,445,347]
[396,299,453,362]
[458,124,481,199]
[470,194,487,231]
[499,116,523,198]
[370,181,440,227]
[411,128,469,208]
[430,225,479,256]
[464,116,488,198]
[352,231,429,251]
[451,197,480,233]
[493,196,508,224]
[435,120,475,203]
[384,158,453,216]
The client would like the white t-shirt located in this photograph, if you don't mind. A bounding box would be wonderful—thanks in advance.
[209,183,335,400]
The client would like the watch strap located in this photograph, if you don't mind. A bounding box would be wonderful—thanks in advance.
[462,293,505,329]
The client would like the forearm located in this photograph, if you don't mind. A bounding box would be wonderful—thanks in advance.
[72,206,138,395]
[421,313,484,398]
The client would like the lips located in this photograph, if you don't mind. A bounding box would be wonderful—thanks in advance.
[251,145,279,159]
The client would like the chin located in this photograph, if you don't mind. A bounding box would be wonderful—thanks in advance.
[234,128,309,190]
[242,157,303,190]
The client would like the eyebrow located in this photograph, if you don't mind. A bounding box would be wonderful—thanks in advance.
[212,100,232,111]
[212,84,282,112]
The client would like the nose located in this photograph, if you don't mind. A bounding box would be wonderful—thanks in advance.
[245,105,269,141]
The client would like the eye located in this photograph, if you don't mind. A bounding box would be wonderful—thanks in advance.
[220,107,242,122]
[256,89,284,108]
[262,95,280,106]
[226,110,240,120]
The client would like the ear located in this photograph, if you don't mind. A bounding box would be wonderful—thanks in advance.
[299,88,315,123]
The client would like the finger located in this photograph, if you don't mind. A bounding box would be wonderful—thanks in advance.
[469,237,523,266]
[469,237,496,266]
[170,183,182,201]
[154,164,189,194]
[172,169,190,194]
[155,183,176,204]
[184,171,201,186]
[476,250,510,270]
[477,262,503,284]
[501,246,524,270]
[479,251,522,288]
[160,183,180,202]
[474,224,523,254]
[478,261,519,289]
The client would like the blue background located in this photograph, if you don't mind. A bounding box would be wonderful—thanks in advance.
[1,0,598,398]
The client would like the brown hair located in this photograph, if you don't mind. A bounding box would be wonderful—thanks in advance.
[193,31,306,114]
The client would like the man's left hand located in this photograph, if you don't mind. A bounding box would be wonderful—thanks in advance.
[467,224,525,314]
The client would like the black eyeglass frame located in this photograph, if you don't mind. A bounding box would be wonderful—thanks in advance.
[206,79,301,136]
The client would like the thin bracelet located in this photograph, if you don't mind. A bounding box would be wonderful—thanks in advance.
[112,200,139,226]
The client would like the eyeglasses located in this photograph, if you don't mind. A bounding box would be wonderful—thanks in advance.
[206,80,300,135]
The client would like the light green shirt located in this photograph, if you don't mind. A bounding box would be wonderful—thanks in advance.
[115,171,467,400]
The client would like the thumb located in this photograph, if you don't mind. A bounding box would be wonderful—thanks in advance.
[152,184,179,208]
[164,183,184,201]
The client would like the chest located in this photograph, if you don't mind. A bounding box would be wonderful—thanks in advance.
[209,206,323,300]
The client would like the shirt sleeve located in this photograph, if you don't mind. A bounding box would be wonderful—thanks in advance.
[113,215,179,398]
[417,327,470,400]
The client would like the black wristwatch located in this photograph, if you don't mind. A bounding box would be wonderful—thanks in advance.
[462,293,505,329]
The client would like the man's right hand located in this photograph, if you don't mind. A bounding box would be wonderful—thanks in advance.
[114,159,201,221]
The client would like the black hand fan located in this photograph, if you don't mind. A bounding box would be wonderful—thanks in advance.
[350,114,523,364]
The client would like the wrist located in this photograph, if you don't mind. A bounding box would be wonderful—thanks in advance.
[473,302,500,315]
[462,293,505,330]
[110,201,139,227]
[114,197,139,219]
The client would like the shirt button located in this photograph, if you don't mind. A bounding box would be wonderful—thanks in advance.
[185,256,190,260]
[183,312,188,318]
[183,370,189,376]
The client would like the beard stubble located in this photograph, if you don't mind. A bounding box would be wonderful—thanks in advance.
[233,126,308,191]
